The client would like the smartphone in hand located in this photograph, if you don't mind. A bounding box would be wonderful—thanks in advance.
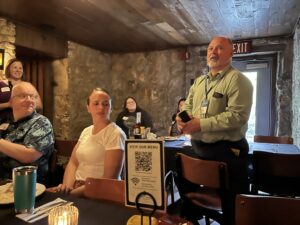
[178,110,191,122]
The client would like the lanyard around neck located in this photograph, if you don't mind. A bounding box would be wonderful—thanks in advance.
[204,74,222,100]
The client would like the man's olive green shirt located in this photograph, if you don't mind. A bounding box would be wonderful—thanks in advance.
[185,65,253,143]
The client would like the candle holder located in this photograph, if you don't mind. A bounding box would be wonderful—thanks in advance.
[48,205,79,225]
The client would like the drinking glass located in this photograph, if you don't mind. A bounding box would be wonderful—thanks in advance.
[13,166,37,213]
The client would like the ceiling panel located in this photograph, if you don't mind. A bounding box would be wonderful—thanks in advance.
[0,0,299,52]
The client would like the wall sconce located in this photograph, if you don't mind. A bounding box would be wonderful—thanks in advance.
[0,49,4,70]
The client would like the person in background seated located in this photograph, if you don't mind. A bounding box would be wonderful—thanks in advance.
[0,58,42,123]
[116,97,153,138]
[168,98,186,136]
[0,82,54,184]
[54,88,126,196]
[177,36,253,225]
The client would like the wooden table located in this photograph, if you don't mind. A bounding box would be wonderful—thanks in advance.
[249,142,300,154]
[0,192,191,225]
[164,139,300,173]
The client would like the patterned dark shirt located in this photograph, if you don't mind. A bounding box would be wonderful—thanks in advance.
[0,111,54,184]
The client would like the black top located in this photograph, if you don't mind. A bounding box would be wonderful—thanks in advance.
[0,81,13,122]
[116,109,153,138]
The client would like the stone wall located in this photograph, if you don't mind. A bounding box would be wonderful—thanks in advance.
[53,42,186,139]
[292,22,300,147]
[0,17,16,77]
[52,58,71,140]
[273,38,293,137]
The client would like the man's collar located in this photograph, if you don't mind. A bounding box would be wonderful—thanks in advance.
[208,65,232,80]
[13,111,36,125]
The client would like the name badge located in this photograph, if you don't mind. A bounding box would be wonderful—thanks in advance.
[1,87,10,92]
[0,123,9,131]
[200,99,209,116]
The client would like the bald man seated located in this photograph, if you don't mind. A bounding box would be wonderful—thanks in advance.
[0,81,54,184]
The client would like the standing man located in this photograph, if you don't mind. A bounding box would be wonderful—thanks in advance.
[0,82,54,184]
[177,36,253,224]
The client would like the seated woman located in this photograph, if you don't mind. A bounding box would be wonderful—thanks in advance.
[116,97,153,138]
[169,98,186,136]
[54,88,126,196]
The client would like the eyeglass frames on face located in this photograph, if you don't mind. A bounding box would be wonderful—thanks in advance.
[13,94,39,100]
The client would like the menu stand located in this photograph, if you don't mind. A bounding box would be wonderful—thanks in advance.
[135,191,157,225]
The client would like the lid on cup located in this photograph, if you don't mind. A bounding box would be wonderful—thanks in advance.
[13,166,37,175]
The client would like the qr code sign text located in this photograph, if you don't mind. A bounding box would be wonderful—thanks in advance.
[135,151,152,172]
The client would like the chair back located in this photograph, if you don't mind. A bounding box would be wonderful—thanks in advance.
[46,139,78,187]
[54,139,78,156]
[175,153,229,225]
[177,153,228,189]
[235,194,300,225]
[252,151,300,196]
[84,178,125,204]
[48,148,58,174]
[253,135,293,144]
[43,148,58,187]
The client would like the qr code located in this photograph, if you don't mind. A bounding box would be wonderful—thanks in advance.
[135,151,152,172]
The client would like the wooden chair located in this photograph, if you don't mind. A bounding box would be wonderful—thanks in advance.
[175,153,229,225]
[84,178,125,204]
[46,139,78,187]
[235,194,300,225]
[45,148,58,186]
[253,135,293,144]
[54,139,78,156]
[252,151,300,196]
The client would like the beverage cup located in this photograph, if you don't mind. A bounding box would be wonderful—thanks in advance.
[13,166,37,214]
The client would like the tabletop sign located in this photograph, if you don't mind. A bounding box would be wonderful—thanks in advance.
[125,140,166,211]
[233,40,252,54]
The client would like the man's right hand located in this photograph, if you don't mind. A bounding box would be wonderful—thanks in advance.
[175,115,185,132]
[181,118,201,134]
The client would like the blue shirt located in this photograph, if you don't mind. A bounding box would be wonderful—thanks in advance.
[0,111,54,183]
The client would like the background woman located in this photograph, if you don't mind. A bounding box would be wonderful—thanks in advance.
[169,98,186,136]
[0,58,23,122]
[0,58,42,122]
[116,96,153,138]
[54,88,126,196]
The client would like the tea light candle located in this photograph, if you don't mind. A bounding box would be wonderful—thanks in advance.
[48,205,79,225]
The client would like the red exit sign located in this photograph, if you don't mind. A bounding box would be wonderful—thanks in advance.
[233,40,252,54]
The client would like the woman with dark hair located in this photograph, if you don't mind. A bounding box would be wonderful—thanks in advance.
[116,97,153,138]
[168,98,186,136]
[0,58,24,122]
